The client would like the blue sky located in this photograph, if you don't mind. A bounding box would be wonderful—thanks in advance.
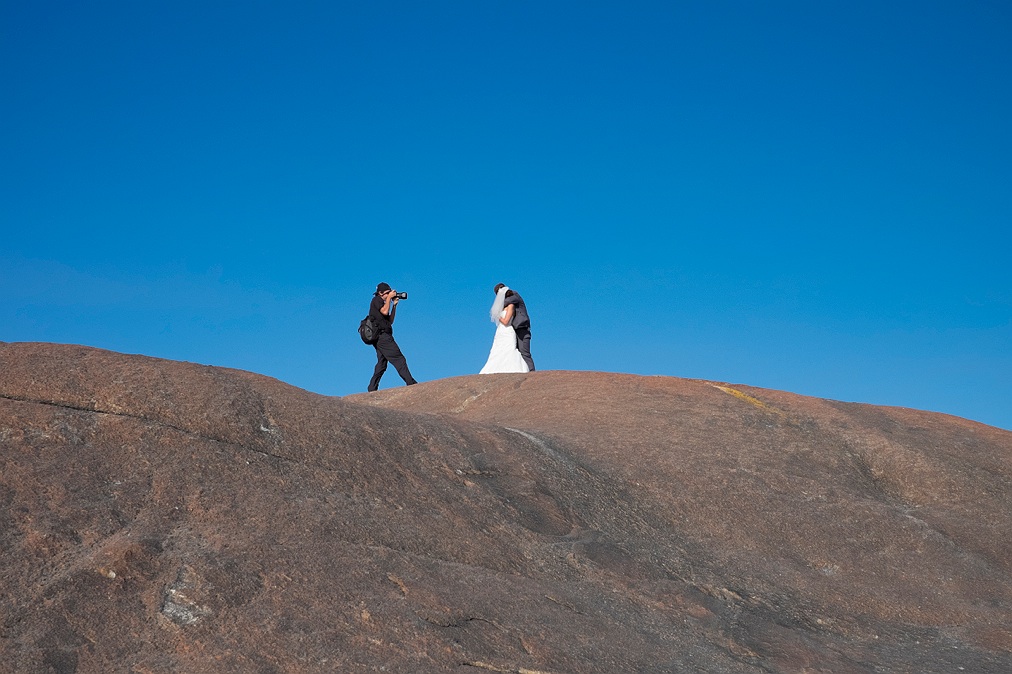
[3,1,1010,430]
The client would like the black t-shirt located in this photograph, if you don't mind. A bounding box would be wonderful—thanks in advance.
[369,295,394,333]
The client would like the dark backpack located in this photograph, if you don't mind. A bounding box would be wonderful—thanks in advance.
[358,315,379,345]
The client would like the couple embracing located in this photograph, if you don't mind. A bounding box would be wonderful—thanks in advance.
[480,283,535,374]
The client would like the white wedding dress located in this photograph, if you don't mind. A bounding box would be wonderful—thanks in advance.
[480,309,530,374]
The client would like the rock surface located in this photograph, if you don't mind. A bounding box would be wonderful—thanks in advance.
[1,342,1010,673]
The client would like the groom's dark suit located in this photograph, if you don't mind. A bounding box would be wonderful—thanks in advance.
[504,292,535,371]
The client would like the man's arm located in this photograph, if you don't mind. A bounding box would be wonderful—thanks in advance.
[380,294,398,321]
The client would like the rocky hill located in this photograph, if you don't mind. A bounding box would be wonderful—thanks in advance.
[1,342,1010,672]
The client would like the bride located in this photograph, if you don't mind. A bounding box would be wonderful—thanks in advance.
[479,285,530,374]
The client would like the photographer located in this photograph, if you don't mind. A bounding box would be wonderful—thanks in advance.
[367,282,417,391]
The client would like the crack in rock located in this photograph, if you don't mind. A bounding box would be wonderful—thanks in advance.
[0,393,330,474]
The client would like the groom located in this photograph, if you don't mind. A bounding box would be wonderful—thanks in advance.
[494,283,535,371]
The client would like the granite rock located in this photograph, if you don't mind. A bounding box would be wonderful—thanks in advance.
[2,342,1010,672]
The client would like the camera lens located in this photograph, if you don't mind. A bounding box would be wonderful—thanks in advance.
[395,291,408,300]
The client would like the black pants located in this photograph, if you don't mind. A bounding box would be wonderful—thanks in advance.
[515,326,535,371]
[368,332,417,391]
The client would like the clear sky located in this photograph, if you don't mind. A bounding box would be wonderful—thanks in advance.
[3,1,1010,430]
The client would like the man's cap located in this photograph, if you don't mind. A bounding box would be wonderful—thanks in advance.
[376,282,391,294]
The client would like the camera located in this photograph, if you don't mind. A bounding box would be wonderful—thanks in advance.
[394,291,408,300]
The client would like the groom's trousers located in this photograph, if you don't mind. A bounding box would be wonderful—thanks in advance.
[515,326,535,371]
[368,332,417,391]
